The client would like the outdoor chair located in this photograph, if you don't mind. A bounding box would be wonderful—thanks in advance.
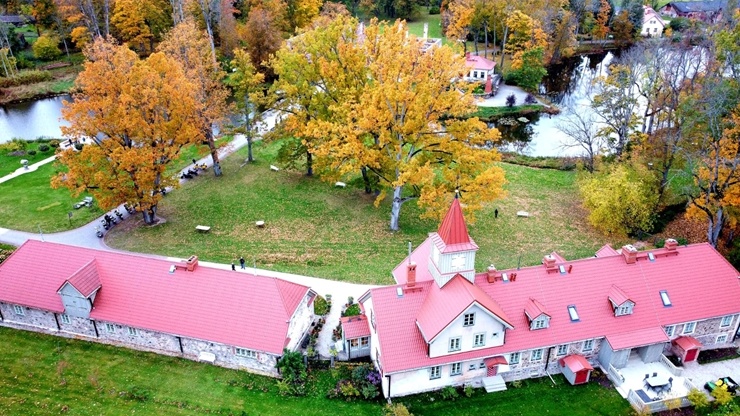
[653,372,658,377]
[644,374,649,380]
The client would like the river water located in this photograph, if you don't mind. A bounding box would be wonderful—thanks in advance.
[0,54,616,154]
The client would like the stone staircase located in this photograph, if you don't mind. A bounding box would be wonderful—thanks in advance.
[482,375,507,392]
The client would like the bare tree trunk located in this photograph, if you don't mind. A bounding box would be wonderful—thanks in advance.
[247,135,254,162]
[500,26,509,75]
[483,22,488,59]
[197,0,218,66]
[206,129,222,176]
[390,186,403,231]
[361,166,372,194]
[142,206,158,225]
[306,151,313,176]
[708,207,724,248]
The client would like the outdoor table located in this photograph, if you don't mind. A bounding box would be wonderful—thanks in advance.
[647,375,671,389]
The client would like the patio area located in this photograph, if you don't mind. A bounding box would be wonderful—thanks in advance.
[616,355,693,401]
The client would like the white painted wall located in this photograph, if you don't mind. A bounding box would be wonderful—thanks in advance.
[429,304,505,358]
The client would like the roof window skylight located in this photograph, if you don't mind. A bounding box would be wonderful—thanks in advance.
[558,265,567,275]
[396,287,403,298]
[648,252,656,262]
[568,305,580,322]
[659,290,671,307]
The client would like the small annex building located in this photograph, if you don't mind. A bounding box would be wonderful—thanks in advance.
[641,6,665,37]
[357,197,740,398]
[0,240,316,377]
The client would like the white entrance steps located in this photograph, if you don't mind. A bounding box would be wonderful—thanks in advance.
[482,375,507,392]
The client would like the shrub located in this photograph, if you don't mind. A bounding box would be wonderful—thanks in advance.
[384,403,413,416]
[33,35,62,61]
[711,385,733,406]
[439,385,459,401]
[49,139,61,148]
[687,388,709,409]
[275,349,307,396]
[524,94,537,104]
[0,70,52,88]
[669,17,690,32]
[342,303,361,317]
[314,295,329,315]
[38,144,50,152]
[428,6,440,14]
[505,94,516,107]
[0,138,28,153]
[464,384,474,397]
[28,150,37,156]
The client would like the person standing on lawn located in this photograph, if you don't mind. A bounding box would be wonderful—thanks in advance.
[239,257,245,269]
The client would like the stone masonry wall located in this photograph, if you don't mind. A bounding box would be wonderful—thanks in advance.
[0,302,58,329]
[285,293,314,351]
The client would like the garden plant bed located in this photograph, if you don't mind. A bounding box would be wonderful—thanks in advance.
[698,347,740,365]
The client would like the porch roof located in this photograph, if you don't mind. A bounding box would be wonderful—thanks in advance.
[484,355,508,367]
[673,336,702,351]
[559,354,593,372]
[606,326,669,350]
[341,315,371,339]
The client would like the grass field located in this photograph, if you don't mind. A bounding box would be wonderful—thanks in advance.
[107,140,611,285]
[0,143,57,176]
[0,327,633,416]
[0,162,103,232]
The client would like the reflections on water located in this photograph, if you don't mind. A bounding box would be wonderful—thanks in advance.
[0,95,71,143]
[494,52,614,157]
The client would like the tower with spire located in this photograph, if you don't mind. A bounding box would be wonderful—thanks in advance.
[427,194,479,287]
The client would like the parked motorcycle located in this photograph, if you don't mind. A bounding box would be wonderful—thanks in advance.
[95,227,104,238]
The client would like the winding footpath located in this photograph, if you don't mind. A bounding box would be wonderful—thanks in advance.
[0,111,379,357]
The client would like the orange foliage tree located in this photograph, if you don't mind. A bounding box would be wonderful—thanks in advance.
[54,38,202,224]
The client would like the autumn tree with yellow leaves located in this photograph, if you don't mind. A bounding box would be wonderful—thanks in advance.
[158,19,229,176]
[271,18,506,230]
[54,38,202,224]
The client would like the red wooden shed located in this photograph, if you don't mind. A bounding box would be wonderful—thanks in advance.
[672,336,702,363]
[559,355,593,385]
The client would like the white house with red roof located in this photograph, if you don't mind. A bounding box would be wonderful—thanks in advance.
[359,198,740,400]
[0,241,316,377]
[464,53,496,81]
[641,6,665,37]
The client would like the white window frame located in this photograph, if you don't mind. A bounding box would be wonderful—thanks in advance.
[720,315,733,327]
[60,314,71,324]
[510,352,520,364]
[716,334,728,344]
[450,362,462,376]
[105,323,115,332]
[13,305,24,315]
[557,344,568,356]
[682,321,696,334]
[473,333,486,348]
[531,349,543,361]
[463,312,476,327]
[616,304,632,316]
[449,336,461,352]
[429,366,441,379]
[127,327,138,336]
[582,339,594,352]
[532,317,548,330]
[664,325,675,337]
[235,348,257,358]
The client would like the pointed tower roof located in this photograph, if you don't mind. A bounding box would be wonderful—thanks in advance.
[432,196,478,253]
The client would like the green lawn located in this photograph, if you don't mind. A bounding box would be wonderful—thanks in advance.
[406,11,444,39]
[0,327,633,416]
[0,140,58,176]
[0,162,103,232]
[106,140,611,285]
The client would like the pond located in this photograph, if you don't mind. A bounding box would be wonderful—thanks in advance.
[0,95,71,143]
[495,52,614,157]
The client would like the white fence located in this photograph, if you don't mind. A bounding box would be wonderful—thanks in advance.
[659,355,684,376]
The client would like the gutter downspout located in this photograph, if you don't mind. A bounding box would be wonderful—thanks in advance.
[544,347,556,385]
[177,336,184,354]
[386,374,391,398]
[92,320,99,338]
[0,306,4,321]
[53,313,61,331]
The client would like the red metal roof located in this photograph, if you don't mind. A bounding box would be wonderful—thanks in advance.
[559,354,593,372]
[392,239,433,285]
[341,315,371,339]
[606,327,668,350]
[435,197,478,253]
[673,336,702,351]
[484,355,508,366]
[0,241,312,355]
[608,285,631,306]
[595,244,619,257]
[371,241,740,374]
[465,54,496,71]
[416,274,512,342]
[524,298,549,320]
[61,259,102,297]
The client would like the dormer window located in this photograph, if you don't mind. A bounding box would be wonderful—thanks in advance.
[616,304,633,316]
[531,316,549,330]
[609,285,634,316]
[463,313,475,327]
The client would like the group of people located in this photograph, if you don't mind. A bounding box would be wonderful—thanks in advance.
[231,257,246,271]
[180,160,209,180]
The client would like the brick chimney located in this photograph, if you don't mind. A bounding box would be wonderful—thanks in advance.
[664,238,678,251]
[487,265,497,283]
[543,255,557,270]
[407,261,417,287]
[622,245,637,264]
[185,255,199,272]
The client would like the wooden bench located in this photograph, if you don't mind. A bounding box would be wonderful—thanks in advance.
[195,225,211,232]
[516,211,530,218]
[255,220,265,228]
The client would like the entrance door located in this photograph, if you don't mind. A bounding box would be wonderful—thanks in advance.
[685,348,698,362]
[574,370,589,384]
[487,365,498,377]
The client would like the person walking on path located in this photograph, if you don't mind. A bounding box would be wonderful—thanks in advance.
[239,257,245,269]
[231,262,236,271]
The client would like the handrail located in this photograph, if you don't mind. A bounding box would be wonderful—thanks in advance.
[606,364,625,386]
[659,355,683,376]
